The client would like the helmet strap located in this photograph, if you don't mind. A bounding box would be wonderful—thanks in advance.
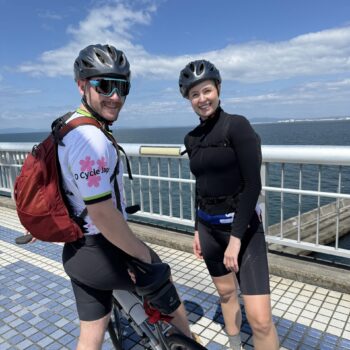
[81,96,112,129]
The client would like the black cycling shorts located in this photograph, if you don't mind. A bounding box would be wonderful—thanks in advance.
[198,212,270,295]
[62,234,161,321]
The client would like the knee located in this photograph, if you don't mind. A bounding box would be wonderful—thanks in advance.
[217,286,238,304]
[249,316,273,336]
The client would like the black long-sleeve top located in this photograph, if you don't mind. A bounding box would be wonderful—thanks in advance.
[184,107,262,240]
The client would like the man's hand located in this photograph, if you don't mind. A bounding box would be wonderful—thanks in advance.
[223,236,241,273]
[193,230,203,259]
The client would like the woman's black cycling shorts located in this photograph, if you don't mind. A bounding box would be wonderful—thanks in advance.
[62,234,161,321]
[198,212,270,295]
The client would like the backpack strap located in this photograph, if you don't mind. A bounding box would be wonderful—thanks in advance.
[53,114,132,179]
[53,113,133,220]
[116,144,133,180]
[180,149,188,156]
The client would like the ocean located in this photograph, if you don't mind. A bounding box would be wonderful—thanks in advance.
[1,119,350,146]
[1,119,350,264]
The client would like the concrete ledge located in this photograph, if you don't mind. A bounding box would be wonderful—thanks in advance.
[268,253,350,293]
[0,196,15,210]
[2,196,349,293]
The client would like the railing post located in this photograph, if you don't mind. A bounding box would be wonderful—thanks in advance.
[260,161,269,234]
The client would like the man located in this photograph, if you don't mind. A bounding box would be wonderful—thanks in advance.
[60,44,193,349]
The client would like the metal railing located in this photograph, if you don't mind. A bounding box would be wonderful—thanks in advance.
[1,142,350,259]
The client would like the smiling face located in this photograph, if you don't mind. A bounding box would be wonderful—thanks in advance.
[77,78,126,122]
[188,80,220,120]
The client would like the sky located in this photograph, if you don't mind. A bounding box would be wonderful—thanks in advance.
[1,0,350,131]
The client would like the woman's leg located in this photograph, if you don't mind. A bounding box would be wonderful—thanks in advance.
[242,294,279,350]
[197,222,243,348]
[212,273,242,349]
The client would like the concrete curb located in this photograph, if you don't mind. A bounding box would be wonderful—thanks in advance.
[2,196,349,293]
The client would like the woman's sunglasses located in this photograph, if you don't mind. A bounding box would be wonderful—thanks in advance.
[89,78,130,97]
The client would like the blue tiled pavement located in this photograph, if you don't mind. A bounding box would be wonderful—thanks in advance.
[1,206,350,349]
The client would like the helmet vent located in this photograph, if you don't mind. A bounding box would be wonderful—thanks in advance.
[119,54,125,67]
[96,52,106,64]
[107,45,115,58]
[198,62,204,75]
[189,63,195,72]
[82,59,94,68]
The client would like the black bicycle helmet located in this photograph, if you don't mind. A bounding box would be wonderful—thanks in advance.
[179,59,221,98]
[74,44,131,82]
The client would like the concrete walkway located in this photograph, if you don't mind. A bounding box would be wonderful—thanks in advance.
[1,206,350,349]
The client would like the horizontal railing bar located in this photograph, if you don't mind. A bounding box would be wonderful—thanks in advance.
[264,186,350,199]
[122,174,193,184]
[266,236,350,258]
[0,164,22,168]
[130,212,193,226]
[262,145,350,165]
[2,143,350,165]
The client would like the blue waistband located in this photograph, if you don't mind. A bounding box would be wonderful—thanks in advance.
[197,209,235,225]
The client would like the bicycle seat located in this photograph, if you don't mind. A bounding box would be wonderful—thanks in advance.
[128,258,171,296]
[128,258,181,315]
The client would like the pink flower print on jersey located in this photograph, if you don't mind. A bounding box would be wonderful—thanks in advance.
[80,156,95,172]
[88,175,101,188]
[97,156,107,170]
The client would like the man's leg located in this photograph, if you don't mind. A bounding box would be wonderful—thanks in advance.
[169,301,192,338]
[77,312,111,350]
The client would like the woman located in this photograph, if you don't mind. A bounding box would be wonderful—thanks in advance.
[179,60,279,350]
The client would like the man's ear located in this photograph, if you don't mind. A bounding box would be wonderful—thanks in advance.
[77,80,87,96]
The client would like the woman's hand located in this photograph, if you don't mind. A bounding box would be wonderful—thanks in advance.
[223,236,241,273]
[193,231,203,259]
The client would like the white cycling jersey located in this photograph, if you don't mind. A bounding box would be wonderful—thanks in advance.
[58,110,126,235]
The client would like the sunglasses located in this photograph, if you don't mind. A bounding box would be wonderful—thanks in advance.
[89,78,130,97]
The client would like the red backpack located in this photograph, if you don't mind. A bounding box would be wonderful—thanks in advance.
[14,113,112,242]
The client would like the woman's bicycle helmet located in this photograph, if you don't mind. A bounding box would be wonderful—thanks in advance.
[74,44,131,82]
[179,59,221,98]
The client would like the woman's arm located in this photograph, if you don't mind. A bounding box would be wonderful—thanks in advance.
[229,116,262,239]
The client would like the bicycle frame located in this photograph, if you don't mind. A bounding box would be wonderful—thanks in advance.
[111,289,174,350]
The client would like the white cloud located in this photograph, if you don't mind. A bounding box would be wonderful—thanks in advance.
[37,10,63,20]
[224,78,350,107]
[18,1,156,78]
[0,85,41,98]
[17,1,350,84]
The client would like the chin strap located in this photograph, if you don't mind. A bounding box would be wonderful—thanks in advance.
[81,96,112,130]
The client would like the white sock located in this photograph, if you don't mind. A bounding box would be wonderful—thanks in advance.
[227,333,242,350]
